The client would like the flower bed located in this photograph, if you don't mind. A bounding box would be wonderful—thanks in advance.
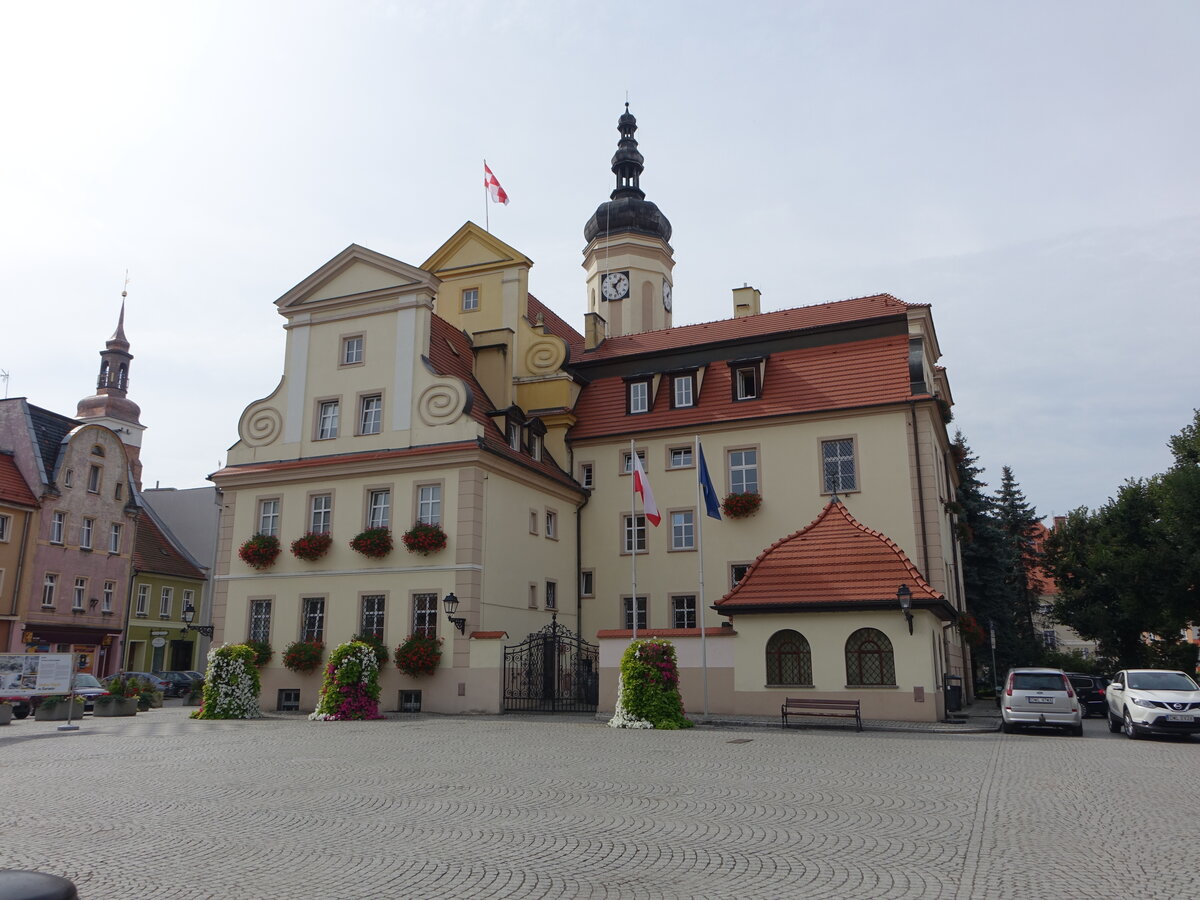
[721,492,762,519]
[402,522,447,556]
[283,640,325,674]
[192,643,261,720]
[608,639,692,730]
[350,527,393,559]
[291,531,333,562]
[309,641,384,721]
[239,533,281,570]
[394,634,443,677]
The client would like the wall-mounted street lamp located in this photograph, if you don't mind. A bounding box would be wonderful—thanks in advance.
[897,584,913,635]
[181,602,215,638]
[442,592,466,635]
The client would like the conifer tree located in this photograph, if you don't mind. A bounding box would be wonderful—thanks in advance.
[995,465,1044,660]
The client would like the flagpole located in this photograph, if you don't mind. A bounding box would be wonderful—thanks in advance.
[630,439,638,641]
[483,159,489,233]
[695,435,710,716]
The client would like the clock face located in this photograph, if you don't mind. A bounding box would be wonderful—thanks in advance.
[662,280,672,311]
[601,271,630,301]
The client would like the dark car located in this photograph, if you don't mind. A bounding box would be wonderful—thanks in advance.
[1066,672,1108,718]
[104,671,176,697]
[155,671,200,697]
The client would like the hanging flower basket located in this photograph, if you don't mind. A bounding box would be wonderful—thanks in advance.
[283,640,325,673]
[350,527,394,559]
[291,531,333,562]
[721,492,762,519]
[958,613,986,647]
[394,634,443,677]
[402,522,447,556]
[238,534,281,570]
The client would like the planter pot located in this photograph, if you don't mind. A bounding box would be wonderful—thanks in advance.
[95,697,139,717]
[36,702,82,721]
[0,705,13,725]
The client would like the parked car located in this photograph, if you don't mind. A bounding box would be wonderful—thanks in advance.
[2,673,110,719]
[155,671,199,696]
[1106,669,1200,739]
[104,671,177,697]
[1000,667,1083,736]
[1066,672,1108,718]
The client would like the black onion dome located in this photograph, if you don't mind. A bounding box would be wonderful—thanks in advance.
[584,104,672,244]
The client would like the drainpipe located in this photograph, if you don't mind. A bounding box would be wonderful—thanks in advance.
[575,490,590,634]
[909,401,932,579]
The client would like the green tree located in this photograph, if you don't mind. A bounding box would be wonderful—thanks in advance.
[994,465,1044,660]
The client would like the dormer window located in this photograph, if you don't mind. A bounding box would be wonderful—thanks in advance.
[671,373,695,409]
[529,433,542,461]
[506,420,520,450]
[628,380,650,415]
[734,366,758,400]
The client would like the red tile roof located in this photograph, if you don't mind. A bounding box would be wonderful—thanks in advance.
[1029,521,1058,597]
[569,333,913,440]
[469,631,509,640]
[527,294,584,353]
[715,499,946,614]
[133,508,206,580]
[0,452,38,507]
[578,293,916,362]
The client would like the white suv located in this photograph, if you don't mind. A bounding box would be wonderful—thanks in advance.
[1106,669,1200,739]
[1000,667,1083,736]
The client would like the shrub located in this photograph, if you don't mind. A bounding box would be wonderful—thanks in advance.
[283,640,325,674]
[310,641,384,721]
[350,528,394,559]
[394,634,443,677]
[609,639,692,730]
[192,643,261,720]
[402,522,447,556]
[291,531,333,561]
[238,533,281,570]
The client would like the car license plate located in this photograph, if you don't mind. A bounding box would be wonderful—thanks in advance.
[1166,714,1194,722]
[1027,696,1053,704]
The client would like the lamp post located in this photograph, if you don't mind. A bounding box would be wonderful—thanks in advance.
[442,592,466,635]
[897,584,913,635]
[181,602,215,638]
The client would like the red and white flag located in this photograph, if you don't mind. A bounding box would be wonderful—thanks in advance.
[484,162,509,205]
[632,450,661,526]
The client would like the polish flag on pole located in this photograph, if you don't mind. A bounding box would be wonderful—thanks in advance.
[632,449,661,526]
[484,162,509,205]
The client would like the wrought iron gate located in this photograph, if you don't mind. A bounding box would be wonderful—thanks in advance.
[503,617,599,713]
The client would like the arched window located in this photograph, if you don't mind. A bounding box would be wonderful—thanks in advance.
[845,628,896,686]
[117,364,128,390]
[97,361,109,389]
[766,630,813,686]
[91,445,105,457]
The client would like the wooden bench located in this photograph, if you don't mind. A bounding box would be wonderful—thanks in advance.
[781,697,862,732]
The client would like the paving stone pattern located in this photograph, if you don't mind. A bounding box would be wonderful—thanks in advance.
[0,710,1193,899]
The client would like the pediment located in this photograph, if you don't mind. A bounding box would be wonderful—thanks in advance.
[275,244,440,311]
[422,222,533,277]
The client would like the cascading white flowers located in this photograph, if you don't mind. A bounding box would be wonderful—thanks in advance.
[607,671,653,729]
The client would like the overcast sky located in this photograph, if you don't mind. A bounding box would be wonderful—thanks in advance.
[2,1,1197,521]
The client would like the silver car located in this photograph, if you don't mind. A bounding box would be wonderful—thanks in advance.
[1000,667,1083,736]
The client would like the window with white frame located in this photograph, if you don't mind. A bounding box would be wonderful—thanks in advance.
[249,599,272,643]
[51,511,65,544]
[545,580,557,610]
[73,577,86,611]
[529,433,542,461]
[0,514,9,542]
[361,594,386,640]
[109,523,122,553]
[821,438,857,493]
[412,593,438,638]
[102,581,114,613]
[580,570,595,597]
[342,335,364,365]
[506,421,520,451]
[359,394,382,435]
[672,374,695,408]
[417,484,441,526]
[623,514,647,553]
[310,494,332,533]
[258,499,280,537]
[579,463,594,489]
[462,288,480,311]
[623,596,648,631]
[42,573,57,607]
[628,380,650,414]
[728,448,759,494]
[135,583,149,616]
[545,510,557,540]
[668,446,693,469]
[670,510,695,551]
[672,595,697,629]
[301,597,325,642]
[64,468,74,488]
[159,586,173,618]
[80,518,94,550]
[88,465,102,493]
[621,449,646,474]
[733,365,759,400]
[367,489,391,529]
[317,400,340,439]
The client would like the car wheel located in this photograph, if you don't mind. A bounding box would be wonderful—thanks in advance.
[1123,709,1142,740]
[1001,720,1013,734]
[1079,703,1089,719]
[14,705,30,720]
[1071,724,1084,736]
[1107,709,1122,733]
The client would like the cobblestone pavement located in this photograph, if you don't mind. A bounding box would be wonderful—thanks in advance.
[0,709,1193,899]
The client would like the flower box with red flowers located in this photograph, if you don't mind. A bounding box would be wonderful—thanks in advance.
[402,522,447,556]
[238,533,281,570]
[291,531,333,562]
[283,640,325,674]
[394,634,443,677]
[350,527,394,559]
[721,492,762,519]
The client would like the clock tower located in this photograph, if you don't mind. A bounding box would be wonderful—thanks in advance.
[583,105,675,339]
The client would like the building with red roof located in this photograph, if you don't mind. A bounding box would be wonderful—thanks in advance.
[210,107,970,722]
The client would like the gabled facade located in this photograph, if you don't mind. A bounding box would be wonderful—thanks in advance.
[0,451,40,653]
[211,107,969,720]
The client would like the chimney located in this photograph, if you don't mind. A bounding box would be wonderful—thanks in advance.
[733,285,760,318]
[584,311,607,350]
